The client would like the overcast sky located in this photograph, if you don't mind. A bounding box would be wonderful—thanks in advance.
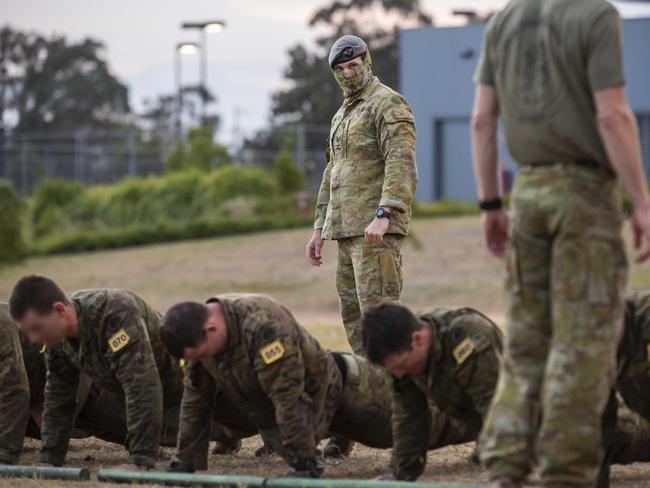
[3,0,649,145]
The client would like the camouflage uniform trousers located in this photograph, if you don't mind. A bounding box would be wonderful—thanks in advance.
[479,163,628,487]
[261,353,471,451]
[604,397,650,466]
[76,381,253,448]
[336,234,405,354]
[0,326,29,465]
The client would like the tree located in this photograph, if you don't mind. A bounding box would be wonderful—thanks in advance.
[0,179,26,265]
[165,126,230,173]
[274,150,305,193]
[0,25,130,133]
[141,85,221,148]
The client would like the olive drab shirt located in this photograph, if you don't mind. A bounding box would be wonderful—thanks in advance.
[475,0,625,172]
[41,289,183,468]
[0,303,30,465]
[175,294,342,471]
[314,76,418,240]
[391,307,502,481]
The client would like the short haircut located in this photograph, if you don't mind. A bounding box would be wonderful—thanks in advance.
[161,301,210,359]
[9,275,69,321]
[362,302,423,365]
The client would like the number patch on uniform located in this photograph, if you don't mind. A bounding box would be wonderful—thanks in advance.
[259,340,285,365]
[453,337,475,365]
[108,328,131,353]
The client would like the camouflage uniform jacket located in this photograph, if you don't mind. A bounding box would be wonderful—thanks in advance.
[175,294,342,470]
[41,289,182,467]
[392,307,503,480]
[314,76,418,239]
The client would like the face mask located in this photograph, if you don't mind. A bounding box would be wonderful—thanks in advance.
[333,54,373,98]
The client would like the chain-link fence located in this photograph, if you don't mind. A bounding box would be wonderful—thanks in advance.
[0,130,169,194]
[0,124,332,195]
[239,124,330,194]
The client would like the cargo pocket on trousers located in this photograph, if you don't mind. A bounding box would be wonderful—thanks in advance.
[505,243,523,296]
[588,239,626,307]
[378,252,401,300]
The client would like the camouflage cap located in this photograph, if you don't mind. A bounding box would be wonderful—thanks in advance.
[328,35,368,68]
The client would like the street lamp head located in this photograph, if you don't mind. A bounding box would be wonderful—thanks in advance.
[181,20,226,33]
[203,22,225,33]
[177,42,199,55]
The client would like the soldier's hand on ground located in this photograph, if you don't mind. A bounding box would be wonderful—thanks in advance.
[374,473,396,481]
[481,208,509,258]
[114,463,142,471]
[633,203,650,263]
[306,229,324,266]
[364,217,390,244]
[283,458,323,478]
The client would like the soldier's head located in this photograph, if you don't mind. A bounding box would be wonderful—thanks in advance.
[362,302,431,378]
[9,275,71,346]
[329,34,373,97]
[162,301,227,361]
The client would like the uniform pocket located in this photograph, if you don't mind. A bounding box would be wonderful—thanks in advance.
[587,239,627,307]
[378,252,401,300]
[505,243,523,296]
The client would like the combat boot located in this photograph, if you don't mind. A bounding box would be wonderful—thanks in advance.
[211,438,241,455]
[322,436,355,458]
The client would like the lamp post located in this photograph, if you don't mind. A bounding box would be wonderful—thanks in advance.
[175,41,199,140]
[181,20,226,124]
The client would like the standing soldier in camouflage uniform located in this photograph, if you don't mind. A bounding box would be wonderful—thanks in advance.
[161,294,472,477]
[471,0,650,486]
[306,35,418,355]
[0,303,30,465]
[7,275,248,469]
[362,302,502,481]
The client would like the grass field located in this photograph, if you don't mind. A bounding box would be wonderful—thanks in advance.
[2,215,650,487]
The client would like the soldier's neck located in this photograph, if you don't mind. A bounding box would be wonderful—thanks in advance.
[65,303,80,338]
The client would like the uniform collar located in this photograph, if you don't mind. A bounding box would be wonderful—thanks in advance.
[423,318,442,376]
[206,297,241,359]
[64,298,88,357]
[344,75,380,106]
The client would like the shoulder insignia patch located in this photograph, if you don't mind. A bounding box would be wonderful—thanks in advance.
[453,337,475,365]
[646,343,650,362]
[259,339,285,365]
[108,328,131,353]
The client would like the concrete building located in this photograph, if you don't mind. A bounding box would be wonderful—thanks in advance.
[401,12,650,202]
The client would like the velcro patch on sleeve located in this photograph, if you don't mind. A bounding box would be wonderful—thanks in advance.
[452,337,475,365]
[108,328,131,353]
[259,339,285,365]
[384,107,415,124]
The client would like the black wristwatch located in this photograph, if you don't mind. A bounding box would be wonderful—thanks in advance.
[375,208,391,219]
[478,197,504,211]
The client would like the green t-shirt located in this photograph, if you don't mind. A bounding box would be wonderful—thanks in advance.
[474,0,625,170]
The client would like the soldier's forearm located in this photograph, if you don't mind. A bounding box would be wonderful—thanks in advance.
[40,432,71,466]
